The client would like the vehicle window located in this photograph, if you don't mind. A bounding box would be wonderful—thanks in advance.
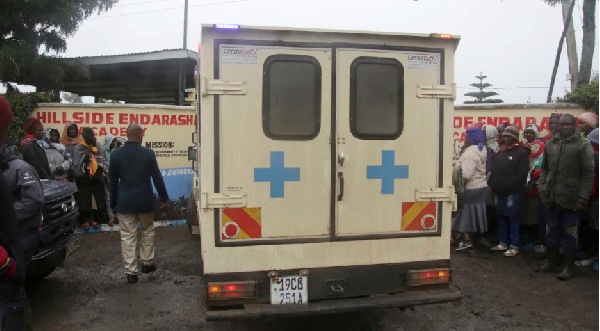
[350,57,404,140]
[263,55,321,140]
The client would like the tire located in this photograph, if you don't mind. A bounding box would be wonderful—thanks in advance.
[186,192,199,234]
[26,265,57,282]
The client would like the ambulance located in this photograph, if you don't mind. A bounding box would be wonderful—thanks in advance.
[190,24,462,320]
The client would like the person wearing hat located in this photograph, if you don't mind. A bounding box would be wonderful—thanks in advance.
[452,127,489,251]
[20,117,54,180]
[578,112,599,138]
[488,125,530,257]
[520,124,546,246]
[586,128,599,270]
[0,96,38,329]
[536,114,595,280]
[72,127,107,230]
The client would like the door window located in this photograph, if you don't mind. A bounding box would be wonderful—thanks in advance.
[262,54,322,140]
[350,57,404,140]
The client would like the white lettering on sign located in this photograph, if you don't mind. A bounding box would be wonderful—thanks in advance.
[407,53,439,71]
[221,47,258,65]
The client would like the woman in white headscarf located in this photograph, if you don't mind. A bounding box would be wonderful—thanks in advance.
[39,127,72,181]
[485,125,499,153]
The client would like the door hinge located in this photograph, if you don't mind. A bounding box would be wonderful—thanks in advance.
[414,187,455,202]
[416,84,456,100]
[201,192,247,209]
[201,77,247,96]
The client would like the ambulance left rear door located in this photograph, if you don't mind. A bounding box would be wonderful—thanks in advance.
[216,43,332,244]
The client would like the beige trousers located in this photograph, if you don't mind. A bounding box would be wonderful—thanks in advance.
[118,213,155,275]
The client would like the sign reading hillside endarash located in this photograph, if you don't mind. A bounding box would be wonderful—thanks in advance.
[34,104,196,220]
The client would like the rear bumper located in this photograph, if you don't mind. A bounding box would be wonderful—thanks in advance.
[207,286,461,321]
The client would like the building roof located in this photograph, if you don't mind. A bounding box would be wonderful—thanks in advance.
[202,23,461,40]
[455,103,583,109]
[63,49,197,105]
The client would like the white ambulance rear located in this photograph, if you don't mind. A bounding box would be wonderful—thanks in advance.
[194,24,462,320]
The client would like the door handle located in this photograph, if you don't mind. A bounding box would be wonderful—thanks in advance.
[338,172,344,201]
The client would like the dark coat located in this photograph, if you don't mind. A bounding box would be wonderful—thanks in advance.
[1,147,45,232]
[539,129,595,210]
[488,145,529,197]
[109,141,169,214]
[0,153,27,294]
[21,141,54,180]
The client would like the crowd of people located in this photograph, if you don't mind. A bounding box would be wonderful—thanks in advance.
[452,111,599,281]
[0,96,170,328]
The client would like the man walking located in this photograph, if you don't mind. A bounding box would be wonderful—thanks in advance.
[109,123,169,284]
[537,114,595,280]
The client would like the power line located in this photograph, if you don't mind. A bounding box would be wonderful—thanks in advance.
[115,0,177,7]
[90,0,251,19]
[458,86,570,90]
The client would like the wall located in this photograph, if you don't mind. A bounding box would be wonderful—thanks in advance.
[453,103,585,163]
[34,104,196,219]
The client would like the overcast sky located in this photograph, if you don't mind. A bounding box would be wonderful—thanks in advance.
[15,0,600,104]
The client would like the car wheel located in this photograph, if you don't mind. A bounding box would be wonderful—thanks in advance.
[186,192,199,234]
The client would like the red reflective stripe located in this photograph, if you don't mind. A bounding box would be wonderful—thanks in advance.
[222,209,261,238]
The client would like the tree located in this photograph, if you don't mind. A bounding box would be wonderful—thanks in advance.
[0,0,117,91]
[576,0,596,87]
[463,72,504,104]
[556,81,599,112]
[1,90,53,145]
[62,92,82,103]
[544,0,597,93]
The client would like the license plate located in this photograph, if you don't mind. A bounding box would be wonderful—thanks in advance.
[66,234,81,257]
[270,276,307,304]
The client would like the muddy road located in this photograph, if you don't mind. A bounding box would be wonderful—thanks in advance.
[28,226,598,330]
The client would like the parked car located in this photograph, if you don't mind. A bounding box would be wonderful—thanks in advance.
[26,180,81,281]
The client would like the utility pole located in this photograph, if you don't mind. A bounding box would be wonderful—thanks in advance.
[179,0,189,105]
[183,0,188,49]
[562,0,579,92]
[546,0,577,103]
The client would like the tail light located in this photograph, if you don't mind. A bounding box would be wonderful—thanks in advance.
[406,268,452,286]
[206,281,256,300]
[429,33,453,39]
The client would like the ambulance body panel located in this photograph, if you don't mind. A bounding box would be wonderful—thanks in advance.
[195,24,461,319]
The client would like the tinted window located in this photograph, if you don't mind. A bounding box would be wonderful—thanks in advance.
[350,57,404,139]
[263,55,321,140]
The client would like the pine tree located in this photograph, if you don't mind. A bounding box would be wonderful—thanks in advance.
[464,72,504,104]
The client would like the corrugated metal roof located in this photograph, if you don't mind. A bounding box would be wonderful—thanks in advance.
[68,48,198,59]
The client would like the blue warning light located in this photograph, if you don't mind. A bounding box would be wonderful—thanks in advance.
[215,24,240,29]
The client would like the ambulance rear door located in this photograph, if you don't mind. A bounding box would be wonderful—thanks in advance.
[335,48,447,238]
[216,43,332,244]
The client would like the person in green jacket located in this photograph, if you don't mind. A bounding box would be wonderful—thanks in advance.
[536,114,595,280]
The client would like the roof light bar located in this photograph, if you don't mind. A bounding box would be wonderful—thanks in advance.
[215,24,240,29]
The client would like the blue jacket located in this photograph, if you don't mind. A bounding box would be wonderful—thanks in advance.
[109,141,169,213]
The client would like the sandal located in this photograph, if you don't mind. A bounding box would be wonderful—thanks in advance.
[491,243,508,251]
[82,222,90,231]
[108,218,115,226]
[504,246,519,257]
[91,222,100,229]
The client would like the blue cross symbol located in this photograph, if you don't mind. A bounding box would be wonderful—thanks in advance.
[367,150,409,195]
[254,151,300,198]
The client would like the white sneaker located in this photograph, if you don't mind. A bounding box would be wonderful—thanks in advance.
[503,246,519,257]
[491,243,508,251]
[455,241,473,251]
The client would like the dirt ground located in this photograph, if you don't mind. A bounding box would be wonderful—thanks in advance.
[28,226,598,331]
